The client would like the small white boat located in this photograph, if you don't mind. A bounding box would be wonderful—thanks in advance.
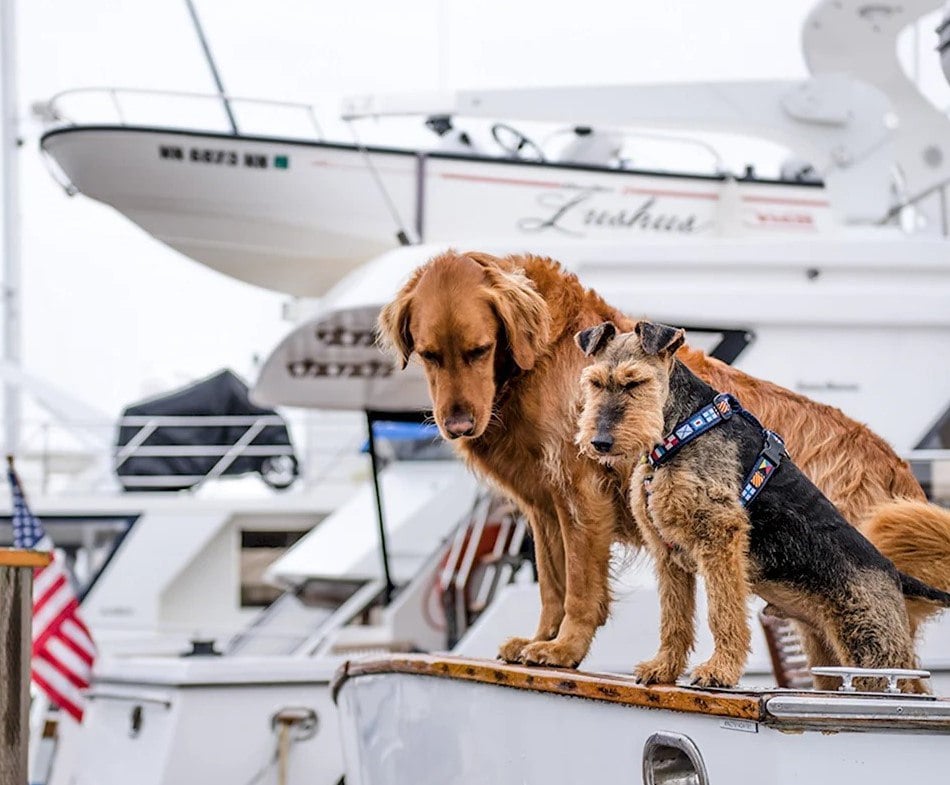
[334,655,950,785]
[36,0,950,299]
[38,116,838,298]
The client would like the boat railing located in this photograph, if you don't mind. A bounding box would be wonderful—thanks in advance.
[881,176,950,237]
[38,86,733,177]
[38,86,326,141]
[440,495,529,647]
[14,411,363,496]
[112,414,294,489]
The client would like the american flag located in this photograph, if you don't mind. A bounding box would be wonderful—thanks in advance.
[9,459,96,721]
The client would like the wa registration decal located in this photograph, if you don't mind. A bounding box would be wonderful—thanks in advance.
[158,145,289,170]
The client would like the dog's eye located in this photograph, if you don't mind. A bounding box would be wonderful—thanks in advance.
[420,351,443,367]
[464,344,491,363]
[589,379,605,390]
[623,380,641,392]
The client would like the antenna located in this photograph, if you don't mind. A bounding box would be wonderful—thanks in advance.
[183,0,239,135]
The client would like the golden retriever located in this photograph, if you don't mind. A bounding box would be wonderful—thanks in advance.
[378,249,950,674]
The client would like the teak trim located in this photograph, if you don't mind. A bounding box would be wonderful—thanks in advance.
[0,549,51,568]
[332,654,765,721]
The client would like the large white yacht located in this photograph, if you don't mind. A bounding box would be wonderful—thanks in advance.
[23,0,950,783]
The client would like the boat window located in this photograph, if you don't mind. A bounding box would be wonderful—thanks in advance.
[0,515,134,597]
[642,732,709,785]
[239,528,311,608]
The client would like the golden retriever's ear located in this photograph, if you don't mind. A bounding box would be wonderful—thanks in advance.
[377,270,423,369]
[635,320,685,356]
[483,266,551,370]
[574,321,617,357]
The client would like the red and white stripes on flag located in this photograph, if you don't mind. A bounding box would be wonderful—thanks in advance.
[29,538,95,721]
[9,462,96,721]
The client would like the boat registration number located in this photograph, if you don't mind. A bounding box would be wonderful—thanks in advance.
[158,144,289,170]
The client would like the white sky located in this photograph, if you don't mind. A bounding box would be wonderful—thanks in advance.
[4,0,948,439]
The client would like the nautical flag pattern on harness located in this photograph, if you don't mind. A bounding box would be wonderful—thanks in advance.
[8,462,96,722]
[648,393,736,468]
[740,455,780,506]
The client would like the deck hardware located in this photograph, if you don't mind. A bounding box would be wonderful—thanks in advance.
[642,731,709,785]
[129,705,143,738]
[810,665,931,693]
[271,706,319,741]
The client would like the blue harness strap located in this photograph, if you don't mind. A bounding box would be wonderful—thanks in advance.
[648,393,737,467]
[738,430,786,507]
[647,393,787,508]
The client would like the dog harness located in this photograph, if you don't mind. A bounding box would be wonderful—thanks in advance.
[646,392,788,508]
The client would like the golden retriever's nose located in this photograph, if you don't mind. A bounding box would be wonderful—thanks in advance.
[444,412,476,438]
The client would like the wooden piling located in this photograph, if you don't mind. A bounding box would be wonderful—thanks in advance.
[0,549,50,785]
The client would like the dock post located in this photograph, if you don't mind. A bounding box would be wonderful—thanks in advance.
[0,549,50,785]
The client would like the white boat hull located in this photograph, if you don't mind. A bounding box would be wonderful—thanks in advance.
[335,657,950,785]
[254,241,950,453]
[41,126,835,297]
[50,658,343,785]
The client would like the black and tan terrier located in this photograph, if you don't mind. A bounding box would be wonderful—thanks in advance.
[574,320,950,691]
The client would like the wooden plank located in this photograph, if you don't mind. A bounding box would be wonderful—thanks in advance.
[0,566,32,785]
[0,548,51,568]
[332,654,766,721]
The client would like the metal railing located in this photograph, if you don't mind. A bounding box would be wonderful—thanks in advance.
[13,410,364,496]
[440,494,528,647]
[112,414,294,490]
[39,86,326,140]
[38,86,730,174]
[881,176,950,237]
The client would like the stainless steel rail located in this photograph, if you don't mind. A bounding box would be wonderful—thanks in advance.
[41,87,325,140]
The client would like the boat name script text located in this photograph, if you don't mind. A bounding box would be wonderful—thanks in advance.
[518,188,707,236]
[158,145,289,170]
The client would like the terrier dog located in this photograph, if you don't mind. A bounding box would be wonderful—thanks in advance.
[575,320,950,690]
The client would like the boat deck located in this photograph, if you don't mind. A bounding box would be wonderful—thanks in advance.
[333,654,950,733]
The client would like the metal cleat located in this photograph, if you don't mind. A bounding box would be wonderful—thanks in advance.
[810,666,932,694]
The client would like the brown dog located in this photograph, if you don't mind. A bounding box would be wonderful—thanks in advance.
[378,249,950,673]
[576,321,946,690]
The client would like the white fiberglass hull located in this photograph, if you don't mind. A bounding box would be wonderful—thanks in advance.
[40,126,835,297]
[335,657,950,785]
[254,241,950,453]
[49,657,343,785]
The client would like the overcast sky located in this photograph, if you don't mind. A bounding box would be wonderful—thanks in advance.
[3,0,947,444]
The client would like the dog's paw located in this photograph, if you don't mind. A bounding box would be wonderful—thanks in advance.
[634,657,682,685]
[519,639,584,669]
[498,636,532,663]
[690,660,740,689]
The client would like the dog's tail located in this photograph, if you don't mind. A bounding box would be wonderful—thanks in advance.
[861,499,950,633]
[898,572,950,606]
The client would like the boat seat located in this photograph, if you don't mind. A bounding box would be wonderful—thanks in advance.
[552,127,625,167]
[758,610,813,689]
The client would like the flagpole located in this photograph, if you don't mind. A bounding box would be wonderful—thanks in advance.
[0,0,22,456]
